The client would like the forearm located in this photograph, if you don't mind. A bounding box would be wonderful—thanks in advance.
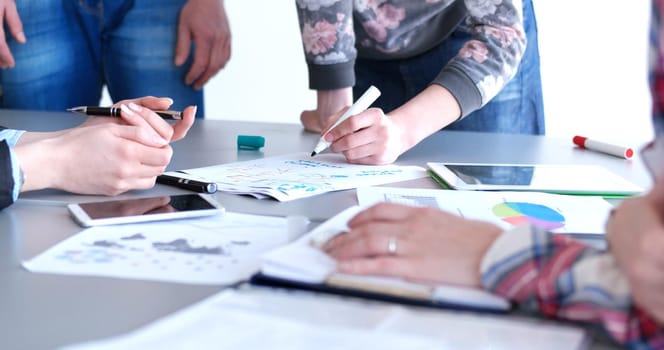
[296,0,356,90]
[443,0,526,116]
[481,225,664,345]
[15,130,68,145]
[388,84,461,152]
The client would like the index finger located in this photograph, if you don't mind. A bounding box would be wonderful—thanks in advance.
[321,107,349,135]
[192,38,225,89]
[171,105,196,142]
[5,1,25,43]
[174,20,192,67]
[185,38,211,86]
[324,108,382,142]
[0,26,14,68]
[115,96,174,111]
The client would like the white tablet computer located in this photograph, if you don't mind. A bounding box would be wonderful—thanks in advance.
[427,163,643,196]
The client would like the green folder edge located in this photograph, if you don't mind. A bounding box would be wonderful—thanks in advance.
[426,170,636,199]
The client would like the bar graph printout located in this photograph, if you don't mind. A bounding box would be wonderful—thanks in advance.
[23,212,290,285]
[180,153,427,201]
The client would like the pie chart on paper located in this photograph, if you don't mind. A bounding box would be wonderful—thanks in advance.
[492,202,565,230]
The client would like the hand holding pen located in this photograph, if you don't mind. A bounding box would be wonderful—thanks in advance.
[311,86,381,156]
[69,97,196,143]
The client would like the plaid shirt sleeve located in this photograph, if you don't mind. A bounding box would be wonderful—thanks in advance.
[480,225,664,348]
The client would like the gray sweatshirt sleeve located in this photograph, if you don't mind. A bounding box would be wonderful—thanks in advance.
[295,0,357,90]
[436,0,527,117]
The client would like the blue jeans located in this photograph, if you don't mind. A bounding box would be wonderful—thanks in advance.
[0,0,204,116]
[354,0,544,135]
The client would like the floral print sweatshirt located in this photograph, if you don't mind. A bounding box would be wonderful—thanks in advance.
[295,0,527,117]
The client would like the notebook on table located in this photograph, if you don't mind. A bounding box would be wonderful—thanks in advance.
[252,206,511,313]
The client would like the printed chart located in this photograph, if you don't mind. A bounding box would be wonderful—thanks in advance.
[492,202,565,230]
[23,212,290,285]
[357,187,613,235]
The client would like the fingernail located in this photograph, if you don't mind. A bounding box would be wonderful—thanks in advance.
[192,105,198,117]
[120,104,136,117]
[153,134,168,146]
[17,32,26,43]
[324,133,334,142]
[128,102,143,112]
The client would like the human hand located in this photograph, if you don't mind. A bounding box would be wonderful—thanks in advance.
[116,97,197,143]
[15,120,174,195]
[175,0,231,90]
[322,203,503,288]
[608,192,664,323]
[0,0,25,68]
[322,107,407,165]
[300,88,352,133]
[81,96,196,143]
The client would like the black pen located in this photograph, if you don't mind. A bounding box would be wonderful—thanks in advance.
[156,174,217,193]
[67,106,183,120]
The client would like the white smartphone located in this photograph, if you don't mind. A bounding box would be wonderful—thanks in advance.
[67,194,224,227]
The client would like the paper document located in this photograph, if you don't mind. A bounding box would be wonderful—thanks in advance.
[63,289,587,350]
[260,206,511,311]
[180,153,427,201]
[23,212,290,285]
[357,187,614,235]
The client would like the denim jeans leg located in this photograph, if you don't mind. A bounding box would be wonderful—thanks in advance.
[0,0,103,110]
[102,0,205,117]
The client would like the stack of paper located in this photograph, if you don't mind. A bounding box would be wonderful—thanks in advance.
[63,289,587,350]
[179,153,427,201]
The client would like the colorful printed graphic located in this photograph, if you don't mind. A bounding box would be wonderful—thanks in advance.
[492,202,565,230]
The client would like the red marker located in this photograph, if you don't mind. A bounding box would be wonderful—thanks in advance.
[573,135,634,159]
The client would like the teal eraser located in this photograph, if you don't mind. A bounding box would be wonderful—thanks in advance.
[237,135,265,150]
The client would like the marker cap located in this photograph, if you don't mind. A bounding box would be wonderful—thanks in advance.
[237,135,265,150]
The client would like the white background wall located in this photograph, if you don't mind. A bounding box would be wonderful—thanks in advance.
[104,1,654,145]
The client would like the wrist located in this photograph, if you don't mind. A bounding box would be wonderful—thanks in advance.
[316,88,353,118]
[389,85,461,151]
[13,138,60,192]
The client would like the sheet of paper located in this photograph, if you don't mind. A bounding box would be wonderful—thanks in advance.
[261,206,510,311]
[357,187,613,235]
[63,288,587,350]
[23,212,290,285]
[181,153,427,201]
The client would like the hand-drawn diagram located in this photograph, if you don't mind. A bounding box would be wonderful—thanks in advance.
[183,153,427,201]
